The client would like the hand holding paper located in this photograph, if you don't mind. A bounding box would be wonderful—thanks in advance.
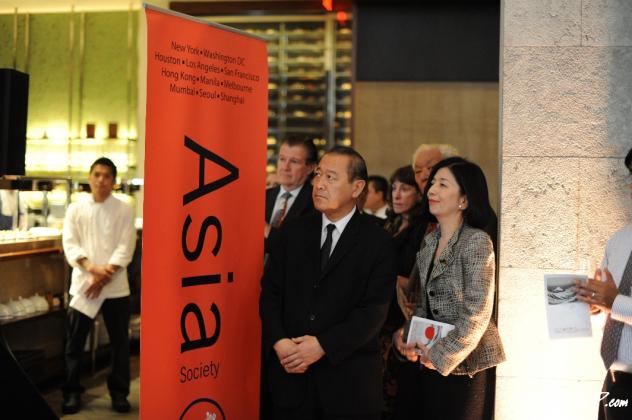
[574,267,619,313]
[545,274,592,339]
[406,316,455,352]
[69,279,106,319]
[393,327,420,362]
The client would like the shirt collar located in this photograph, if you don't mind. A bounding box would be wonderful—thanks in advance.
[279,184,303,198]
[322,206,356,235]
[88,194,113,205]
[424,222,465,253]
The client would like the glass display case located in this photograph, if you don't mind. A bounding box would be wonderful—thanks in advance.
[0,177,71,235]
[334,23,353,148]
[25,137,137,180]
[0,176,71,384]
[0,175,141,384]
[207,14,353,172]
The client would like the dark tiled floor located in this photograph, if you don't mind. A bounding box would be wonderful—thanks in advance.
[41,352,140,419]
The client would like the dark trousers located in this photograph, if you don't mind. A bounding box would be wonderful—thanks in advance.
[598,371,632,420]
[260,354,273,420]
[393,364,494,420]
[63,296,130,398]
[272,373,380,420]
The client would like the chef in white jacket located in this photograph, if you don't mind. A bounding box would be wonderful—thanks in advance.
[61,157,136,414]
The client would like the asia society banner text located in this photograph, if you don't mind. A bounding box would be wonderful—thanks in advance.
[141,6,267,419]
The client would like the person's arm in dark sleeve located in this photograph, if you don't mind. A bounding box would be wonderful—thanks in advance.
[259,225,288,359]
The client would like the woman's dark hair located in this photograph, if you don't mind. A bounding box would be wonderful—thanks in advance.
[625,147,632,172]
[420,157,493,230]
[389,165,417,194]
[384,165,423,235]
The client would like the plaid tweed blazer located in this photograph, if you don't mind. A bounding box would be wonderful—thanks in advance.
[410,224,505,376]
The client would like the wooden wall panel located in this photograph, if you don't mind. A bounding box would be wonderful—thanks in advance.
[354,81,499,209]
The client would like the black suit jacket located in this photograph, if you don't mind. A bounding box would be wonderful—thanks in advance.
[260,211,397,415]
[265,184,314,225]
[265,184,315,253]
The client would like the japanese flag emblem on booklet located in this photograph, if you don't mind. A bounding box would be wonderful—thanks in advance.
[406,316,455,349]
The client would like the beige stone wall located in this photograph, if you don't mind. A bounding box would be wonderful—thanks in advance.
[353,82,499,209]
[498,1,632,419]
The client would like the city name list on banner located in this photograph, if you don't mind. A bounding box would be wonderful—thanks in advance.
[154,40,261,105]
[142,6,267,420]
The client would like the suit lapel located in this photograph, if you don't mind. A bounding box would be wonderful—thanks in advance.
[320,211,361,279]
[419,233,439,281]
[307,212,322,281]
[265,186,279,223]
[286,183,311,219]
[428,225,463,281]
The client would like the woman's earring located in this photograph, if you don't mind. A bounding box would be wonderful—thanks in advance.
[458,204,463,210]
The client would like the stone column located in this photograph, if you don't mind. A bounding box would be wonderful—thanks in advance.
[498,1,632,419]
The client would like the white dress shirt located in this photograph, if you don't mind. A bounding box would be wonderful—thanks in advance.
[364,204,388,219]
[602,224,632,372]
[320,206,356,256]
[63,194,136,300]
[271,184,304,219]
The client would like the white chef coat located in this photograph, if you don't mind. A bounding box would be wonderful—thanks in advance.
[63,194,136,300]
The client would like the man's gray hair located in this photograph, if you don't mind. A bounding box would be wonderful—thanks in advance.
[411,143,460,167]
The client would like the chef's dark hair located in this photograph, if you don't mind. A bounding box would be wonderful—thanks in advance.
[90,157,117,179]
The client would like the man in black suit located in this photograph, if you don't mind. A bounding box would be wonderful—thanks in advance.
[260,146,397,420]
[265,137,318,239]
[261,137,318,420]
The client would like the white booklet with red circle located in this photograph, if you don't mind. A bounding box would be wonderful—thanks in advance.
[406,315,455,351]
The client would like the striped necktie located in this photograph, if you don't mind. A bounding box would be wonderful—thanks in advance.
[271,192,292,228]
[600,250,632,369]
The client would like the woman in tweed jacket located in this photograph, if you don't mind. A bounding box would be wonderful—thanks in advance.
[392,157,505,420]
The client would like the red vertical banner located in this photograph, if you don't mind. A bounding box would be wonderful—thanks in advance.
[141,6,267,419]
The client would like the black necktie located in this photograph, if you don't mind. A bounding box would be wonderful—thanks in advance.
[320,224,336,271]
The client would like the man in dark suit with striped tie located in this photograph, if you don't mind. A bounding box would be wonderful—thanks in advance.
[261,146,397,419]
[265,137,318,242]
[261,136,318,419]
